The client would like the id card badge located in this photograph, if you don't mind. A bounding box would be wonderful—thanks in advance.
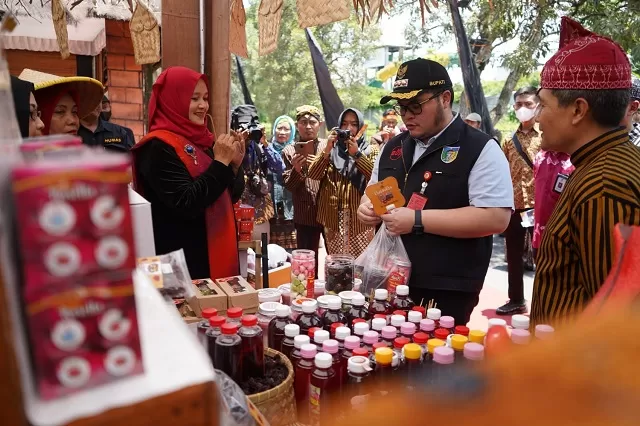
[407,193,428,210]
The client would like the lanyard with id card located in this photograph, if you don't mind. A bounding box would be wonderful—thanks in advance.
[406,171,432,210]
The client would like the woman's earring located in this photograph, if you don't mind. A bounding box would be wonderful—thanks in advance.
[206,114,217,138]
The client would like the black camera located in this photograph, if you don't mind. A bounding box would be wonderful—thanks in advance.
[240,122,264,142]
[333,128,351,152]
[334,128,351,142]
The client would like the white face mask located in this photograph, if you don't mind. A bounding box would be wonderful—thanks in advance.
[515,107,536,123]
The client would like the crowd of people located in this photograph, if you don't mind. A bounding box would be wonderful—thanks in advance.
[7,16,640,330]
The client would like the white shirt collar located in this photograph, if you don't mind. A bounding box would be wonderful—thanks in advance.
[417,113,459,147]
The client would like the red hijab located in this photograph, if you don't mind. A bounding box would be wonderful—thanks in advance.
[35,86,79,135]
[148,67,214,149]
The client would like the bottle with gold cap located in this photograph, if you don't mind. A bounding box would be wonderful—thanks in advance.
[373,347,394,384]
[426,338,446,362]
[469,329,486,345]
[403,343,422,372]
[450,334,469,361]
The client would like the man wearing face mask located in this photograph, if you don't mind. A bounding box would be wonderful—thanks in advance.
[101,95,112,121]
[497,86,542,316]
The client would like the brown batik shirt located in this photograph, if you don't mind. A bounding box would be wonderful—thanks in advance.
[502,125,542,210]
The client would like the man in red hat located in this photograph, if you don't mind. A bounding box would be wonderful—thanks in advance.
[531,17,640,327]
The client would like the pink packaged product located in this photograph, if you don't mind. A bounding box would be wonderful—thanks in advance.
[11,146,143,400]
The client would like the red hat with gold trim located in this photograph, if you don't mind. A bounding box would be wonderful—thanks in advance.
[541,16,631,90]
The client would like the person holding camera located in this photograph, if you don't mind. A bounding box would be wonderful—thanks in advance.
[132,67,245,280]
[232,105,285,242]
[370,108,401,147]
[308,108,379,257]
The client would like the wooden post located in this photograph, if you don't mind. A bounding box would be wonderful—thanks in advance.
[205,0,231,134]
[161,0,200,71]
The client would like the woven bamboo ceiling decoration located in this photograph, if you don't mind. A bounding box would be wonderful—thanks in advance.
[257,0,447,56]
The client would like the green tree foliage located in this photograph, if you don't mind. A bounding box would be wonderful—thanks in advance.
[232,0,383,129]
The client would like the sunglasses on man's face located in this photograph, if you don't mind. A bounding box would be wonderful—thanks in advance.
[393,91,443,116]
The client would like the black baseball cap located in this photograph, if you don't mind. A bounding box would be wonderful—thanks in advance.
[380,58,453,104]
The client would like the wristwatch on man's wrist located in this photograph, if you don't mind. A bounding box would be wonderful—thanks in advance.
[413,210,424,235]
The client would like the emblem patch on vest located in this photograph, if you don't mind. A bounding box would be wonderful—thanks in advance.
[441,146,460,164]
[390,146,402,160]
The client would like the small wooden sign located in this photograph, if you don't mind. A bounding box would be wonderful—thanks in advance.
[365,176,405,215]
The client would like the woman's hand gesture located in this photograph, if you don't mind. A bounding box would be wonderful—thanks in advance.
[213,133,237,166]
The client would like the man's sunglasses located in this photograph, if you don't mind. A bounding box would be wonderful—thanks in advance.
[393,91,444,116]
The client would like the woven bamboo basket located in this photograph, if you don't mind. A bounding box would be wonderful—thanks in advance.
[248,348,297,426]
[129,1,161,65]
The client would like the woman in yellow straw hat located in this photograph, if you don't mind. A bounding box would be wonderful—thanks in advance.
[19,69,104,137]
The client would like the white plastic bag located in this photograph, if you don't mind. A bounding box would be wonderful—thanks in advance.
[354,223,411,296]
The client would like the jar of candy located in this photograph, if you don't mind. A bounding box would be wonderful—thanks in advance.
[385,256,412,294]
[257,302,281,346]
[314,280,326,299]
[278,283,291,306]
[290,297,315,322]
[258,288,281,304]
[291,249,316,300]
[325,254,355,294]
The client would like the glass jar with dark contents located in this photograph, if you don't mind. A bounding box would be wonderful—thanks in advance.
[325,254,355,294]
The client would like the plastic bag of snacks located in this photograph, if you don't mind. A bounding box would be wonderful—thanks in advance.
[355,224,411,296]
[137,249,196,300]
[215,369,265,426]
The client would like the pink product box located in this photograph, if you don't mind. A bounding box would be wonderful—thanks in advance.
[23,276,143,400]
[11,154,136,292]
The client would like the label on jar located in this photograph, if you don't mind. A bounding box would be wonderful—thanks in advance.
[306,275,315,301]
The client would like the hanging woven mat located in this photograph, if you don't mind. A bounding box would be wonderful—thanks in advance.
[52,0,70,59]
[129,0,161,65]
[230,0,249,58]
[258,0,284,56]
[296,0,351,29]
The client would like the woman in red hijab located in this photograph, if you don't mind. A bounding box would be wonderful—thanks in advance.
[132,67,245,280]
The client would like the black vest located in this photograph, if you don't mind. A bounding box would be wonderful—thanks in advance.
[378,116,493,293]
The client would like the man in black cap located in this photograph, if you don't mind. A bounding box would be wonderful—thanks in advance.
[357,58,514,324]
[78,98,135,152]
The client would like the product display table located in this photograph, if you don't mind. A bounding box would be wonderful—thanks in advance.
[1,269,220,426]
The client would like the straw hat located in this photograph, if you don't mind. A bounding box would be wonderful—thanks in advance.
[18,69,104,118]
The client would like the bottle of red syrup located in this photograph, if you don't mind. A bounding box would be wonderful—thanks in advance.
[322,297,347,332]
[381,326,398,347]
[197,308,218,346]
[439,316,456,335]
[334,326,351,352]
[341,336,361,368]
[412,305,426,318]
[420,319,436,338]
[330,322,345,340]
[322,339,343,389]
[368,289,392,318]
[391,285,415,313]
[346,356,372,411]
[206,316,226,366]
[214,323,243,384]
[295,344,317,423]
[426,308,441,328]
[226,307,244,325]
[268,304,294,352]
[290,335,311,366]
[281,324,300,360]
[434,328,450,342]
[238,315,264,381]
[407,310,422,330]
[309,353,336,426]
[296,300,323,336]
[351,318,367,333]
[347,293,369,327]
[454,325,470,338]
